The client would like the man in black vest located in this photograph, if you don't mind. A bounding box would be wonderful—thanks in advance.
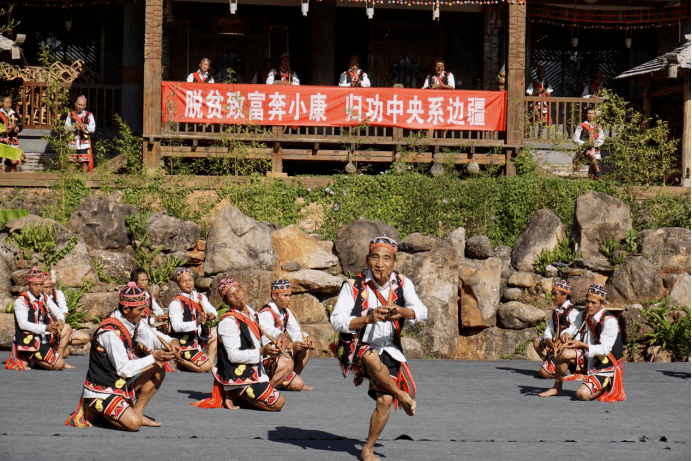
[192,278,288,411]
[422,60,455,89]
[539,284,625,402]
[331,235,428,461]
[65,282,178,430]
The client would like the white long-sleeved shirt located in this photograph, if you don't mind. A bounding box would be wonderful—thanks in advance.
[543,301,582,341]
[573,122,605,149]
[65,110,96,150]
[82,309,169,399]
[187,71,214,83]
[258,300,305,345]
[266,69,300,85]
[144,291,165,326]
[422,72,456,89]
[582,309,618,374]
[526,79,553,96]
[216,306,283,388]
[14,292,50,336]
[338,70,371,88]
[331,269,427,363]
[169,290,217,335]
[44,295,66,322]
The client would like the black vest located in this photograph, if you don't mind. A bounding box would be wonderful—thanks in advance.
[581,313,623,372]
[215,311,263,385]
[345,69,364,85]
[84,317,138,399]
[13,292,54,351]
[427,71,449,86]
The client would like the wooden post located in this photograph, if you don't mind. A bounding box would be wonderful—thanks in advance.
[682,74,691,188]
[505,3,526,171]
[142,0,164,169]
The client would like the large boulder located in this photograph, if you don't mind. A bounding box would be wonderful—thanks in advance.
[459,257,502,328]
[399,233,439,253]
[619,304,651,345]
[573,191,631,258]
[457,326,536,360]
[52,237,97,287]
[0,255,11,294]
[566,270,609,305]
[208,270,277,308]
[271,225,341,275]
[82,292,120,321]
[334,219,399,275]
[286,270,346,295]
[67,193,137,250]
[511,209,566,272]
[290,293,329,325]
[607,256,665,306]
[446,227,466,263]
[667,273,691,308]
[0,240,17,271]
[302,324,337,358]
[204,205,278,275]
[0,312,14,348]
[90,247,136,282]
[497,301,549,329]
[398,247,459,358]
[401,337,426,359]
[146,213,200,253]
[465,235,493,259]
[637,228,691,276]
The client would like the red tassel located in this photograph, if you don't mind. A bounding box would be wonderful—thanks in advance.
[65,398,90,428]
[597,358,626,402]
[163,360,178,373]
[190,380,225,409]
[393,362,416,411]
[4,344,27,370]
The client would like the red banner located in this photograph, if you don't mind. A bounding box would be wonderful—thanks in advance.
[162,82,506,131]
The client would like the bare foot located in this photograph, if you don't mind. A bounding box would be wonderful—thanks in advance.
[538,387,562,397]
[360,448,381,461]
[301,384,313,391]
[224,398,240,410]
[141,415,161,427]
[63,363,76,369]
[401,397,416,416]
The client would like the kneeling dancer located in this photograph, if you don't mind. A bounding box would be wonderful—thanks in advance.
[65,283,179,430]
[258,279,315,391]
[331,235,427,461]
[532,279,581,379]
[192,278,288,411]
[168,268,218,372]
[5,267,72,371]
[539,284,625,402]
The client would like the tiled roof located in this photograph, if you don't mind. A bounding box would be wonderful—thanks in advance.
[616,40,690,79]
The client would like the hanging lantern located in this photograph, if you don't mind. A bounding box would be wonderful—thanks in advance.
[433,0,440,20]
[571,26,578,48]
[301,0,309,16]
[625,28,632,48]
[230,0,238,15]
[366,0,374,19]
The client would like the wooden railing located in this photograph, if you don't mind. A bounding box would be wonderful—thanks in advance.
[13,82,122,130]
[523,96,606,142]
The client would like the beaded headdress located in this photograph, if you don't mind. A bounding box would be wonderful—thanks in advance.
[587,284,607,301]
[552,279,572,294]
[218,278,240,297]
[271,279,291,294]
[119,282,148,307]
[369,235,398,255]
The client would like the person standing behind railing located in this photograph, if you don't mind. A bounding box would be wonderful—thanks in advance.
[0,94,25,172]
[573,108,605,180]
[187,58,215,83]
[65,95,96,173]
[266,53,300,86]
[526,65,553,125]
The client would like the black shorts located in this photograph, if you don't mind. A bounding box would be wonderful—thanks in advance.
[364,350,401,400]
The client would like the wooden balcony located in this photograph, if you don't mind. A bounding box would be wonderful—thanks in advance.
[523,96,606,142]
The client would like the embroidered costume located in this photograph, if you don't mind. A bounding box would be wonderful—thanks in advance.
[168,289,217,367]
[540,299,583,376]
[0,106,24,170]
[422,71,456,89]
[192,277,283,409]
[573,119,605,177]
[187,70,214,83]
[65,97,96,172]
[526,79,553,125]
[266,68,300,85]
[330,267,427,408]
[582,83,604,98]
[339,68,371,88]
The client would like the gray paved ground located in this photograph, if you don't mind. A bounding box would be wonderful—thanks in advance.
[0,352,689,461]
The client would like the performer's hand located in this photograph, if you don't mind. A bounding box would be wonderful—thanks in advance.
[276,333,290,350]
[384,306,405,320]
[261,344,280,356]
[170,339,182,355]
[205,312,216,323]
[306,337,315,349]
[371,307,390,323]
[153,349,175,362]
[196,315,205,326]
[293,341,309,352]
[560,333,572,342]
[46,323,60,333]
[563,339,587,350]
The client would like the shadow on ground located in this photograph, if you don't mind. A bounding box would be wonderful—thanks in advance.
[659,370,690,379]
[267,426,371,458]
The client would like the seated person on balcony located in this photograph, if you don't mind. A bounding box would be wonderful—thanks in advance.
[422,60,455,89]
[0,94,25,172]
[252,58,274,84]
[266,53,300,85]
[573,108,604,180]
[525,65,553,125]
[582,72,605,98]
[187,58,214,83]
[339,56,371,88]
[65,96,96,173]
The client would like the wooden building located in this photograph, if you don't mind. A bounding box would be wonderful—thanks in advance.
[3,0,690,176]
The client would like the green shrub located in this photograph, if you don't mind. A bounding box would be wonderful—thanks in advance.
[0,209,30,227]
[642,298,690,361]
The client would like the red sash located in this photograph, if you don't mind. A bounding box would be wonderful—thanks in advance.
[69,110,93,171]
[579,121,599,140]
[97,317,134,350]
[365,280,404,336]
[223,310,261,340]
[192,72,207,83]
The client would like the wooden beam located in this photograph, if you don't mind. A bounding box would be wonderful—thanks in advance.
[505,3,526,145]
[142,0,164,168]
[649,83,685,99]
[682,75,691,188]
